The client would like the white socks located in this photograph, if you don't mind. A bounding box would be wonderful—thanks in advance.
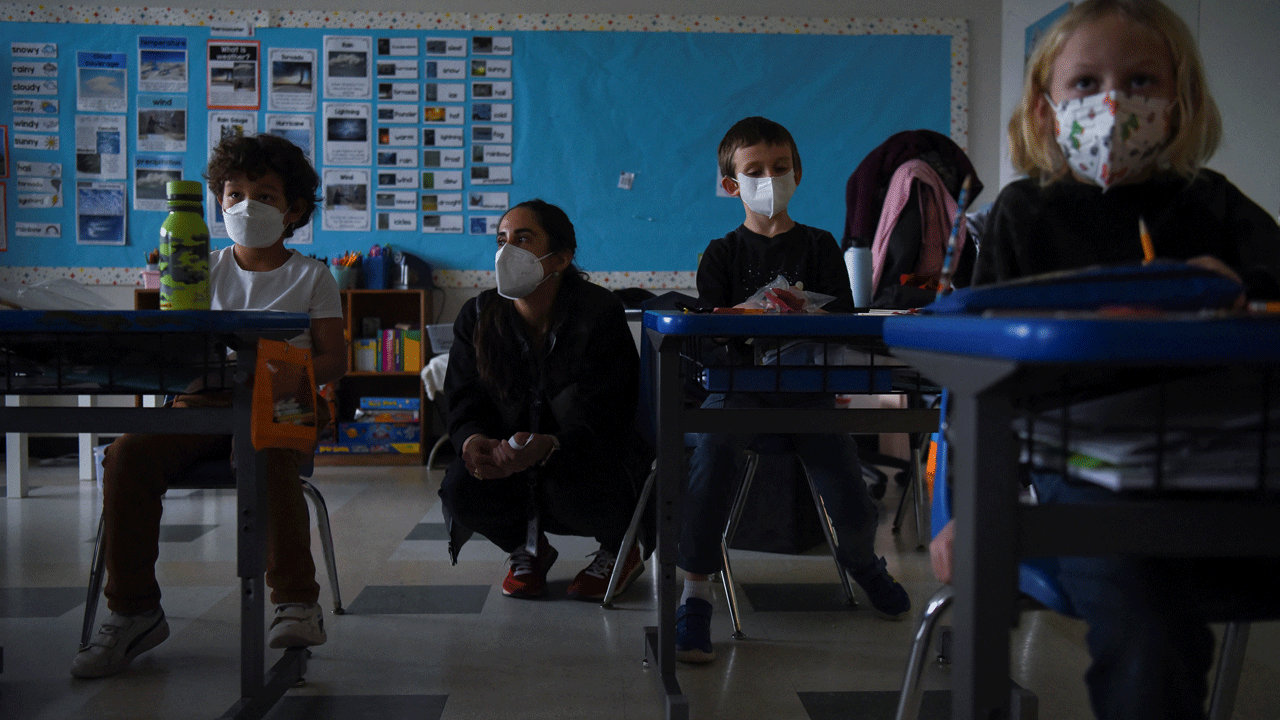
[681,578,713,605]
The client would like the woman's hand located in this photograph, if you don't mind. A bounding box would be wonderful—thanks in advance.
[462,435,511,479]
[931,519,955,585]
[491,431,555,475]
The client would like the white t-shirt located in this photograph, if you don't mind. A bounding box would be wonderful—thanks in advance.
[209,246,344,348]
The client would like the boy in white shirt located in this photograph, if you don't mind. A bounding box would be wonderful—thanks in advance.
[73,134,346,679]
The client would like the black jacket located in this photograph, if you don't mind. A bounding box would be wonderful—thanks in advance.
[697,223,854,313]
[974,171,1280,297]
[445,273,647,472]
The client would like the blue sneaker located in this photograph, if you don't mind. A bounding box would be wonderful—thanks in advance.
[850,557,911,620]
[675,597,715,663]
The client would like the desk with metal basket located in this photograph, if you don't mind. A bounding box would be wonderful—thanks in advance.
[0,308,312,720]
[882,312,1280,720]
[641,310,940,720]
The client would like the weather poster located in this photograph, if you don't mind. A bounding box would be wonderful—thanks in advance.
[207,40,260,110]
[268,47,317,113]
[76,180,126,245]
[76,52,127,113]
[323,102,371,166]
[323,36,372,100]
[138,36,188,94]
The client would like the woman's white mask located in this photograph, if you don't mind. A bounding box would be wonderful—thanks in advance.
[1049,90,1171,190]
[495,243,556,299]
[223,199,287,248]
[736,171,797,219]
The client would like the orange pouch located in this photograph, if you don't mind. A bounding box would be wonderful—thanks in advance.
[251,338,318,453]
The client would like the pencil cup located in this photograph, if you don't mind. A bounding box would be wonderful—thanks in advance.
[845,246,873,308]
[330,265,357,290]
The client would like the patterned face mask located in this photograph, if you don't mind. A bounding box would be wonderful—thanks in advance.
[1049,90,1171,190]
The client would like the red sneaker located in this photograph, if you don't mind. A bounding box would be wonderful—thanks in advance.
[567,544,643,602]
[501,536,558,598]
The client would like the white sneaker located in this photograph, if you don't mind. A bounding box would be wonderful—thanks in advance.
[267,602,326,649]
[71,608,170,679]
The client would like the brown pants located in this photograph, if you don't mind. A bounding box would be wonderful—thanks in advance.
[101,392,322,615]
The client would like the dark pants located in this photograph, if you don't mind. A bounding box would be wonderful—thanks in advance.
[678,393,879,575]
[102,392,321,615]
[1032,472,1280,720]
[439,448,637,555]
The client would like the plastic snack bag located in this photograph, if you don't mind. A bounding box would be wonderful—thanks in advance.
[736,275,835,314]
[251,338,318,453]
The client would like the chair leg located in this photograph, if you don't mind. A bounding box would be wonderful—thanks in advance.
[911,441,927,550]
[426,433,450,470]
[719,450,761,639]
[300,480,344,614]
[894,585,955,720]
[802,467,857,608]
[1208,621,1251,720]
[602,461,655,608]
[81,513,108,649]
[891,436,920,531]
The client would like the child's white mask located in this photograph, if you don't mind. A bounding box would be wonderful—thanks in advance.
[494,243,556,299]
[736,171,796,219]
[1049,90,1170,190]
[223,199,287,248]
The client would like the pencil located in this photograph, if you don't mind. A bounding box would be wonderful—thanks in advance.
[1139,216,1156,263]
[935,174,973,300]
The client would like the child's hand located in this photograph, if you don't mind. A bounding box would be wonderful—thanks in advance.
[930,519,955,585]
[1186,255,1245,308]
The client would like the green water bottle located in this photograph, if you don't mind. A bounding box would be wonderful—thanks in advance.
[159,180,211,310]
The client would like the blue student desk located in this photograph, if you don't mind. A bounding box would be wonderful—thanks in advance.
[882,312,1280,720]
[641,310,940,720]
[0,309,311,720]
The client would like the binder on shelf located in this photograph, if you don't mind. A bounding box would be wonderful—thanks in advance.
[354,338,378,372]
[404,329,422,373]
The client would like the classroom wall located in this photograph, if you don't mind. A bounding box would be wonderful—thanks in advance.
[0,0,1004,322]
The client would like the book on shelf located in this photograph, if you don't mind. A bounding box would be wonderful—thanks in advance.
[359,325,422,372]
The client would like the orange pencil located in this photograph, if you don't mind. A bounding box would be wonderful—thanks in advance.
[1138,216,1155,263]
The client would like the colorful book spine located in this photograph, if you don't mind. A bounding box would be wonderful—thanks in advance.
[381,329,395,372]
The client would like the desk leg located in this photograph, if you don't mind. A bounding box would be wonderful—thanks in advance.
[949,388,1020,720]
[5,396,29,498]
[650,331,688,720]
[234,350,267,702]
[78,395,99,482]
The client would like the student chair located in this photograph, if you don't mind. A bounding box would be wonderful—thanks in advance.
[603,435,858,636]
[80,454,344,649]
[893,392,1251,720]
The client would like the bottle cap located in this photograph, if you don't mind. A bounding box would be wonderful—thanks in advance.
[166,180,204,200]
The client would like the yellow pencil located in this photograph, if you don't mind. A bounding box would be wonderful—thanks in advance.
[1138,216,1155,263]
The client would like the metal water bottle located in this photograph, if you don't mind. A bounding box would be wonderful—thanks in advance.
[158,180,211,310]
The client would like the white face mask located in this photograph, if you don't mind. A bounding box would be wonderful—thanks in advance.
[736,170,797,219]
[223,198,287,248]
[1049,90,1171,190]
[494,243,556,299]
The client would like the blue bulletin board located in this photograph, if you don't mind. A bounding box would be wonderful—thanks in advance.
[0,10,964,283]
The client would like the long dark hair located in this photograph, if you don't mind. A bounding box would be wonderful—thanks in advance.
[474,199,582,402]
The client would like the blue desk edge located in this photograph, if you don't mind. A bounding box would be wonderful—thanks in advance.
[0,310,311,333]
[642,310,888,337]
[882,313,1280,364]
